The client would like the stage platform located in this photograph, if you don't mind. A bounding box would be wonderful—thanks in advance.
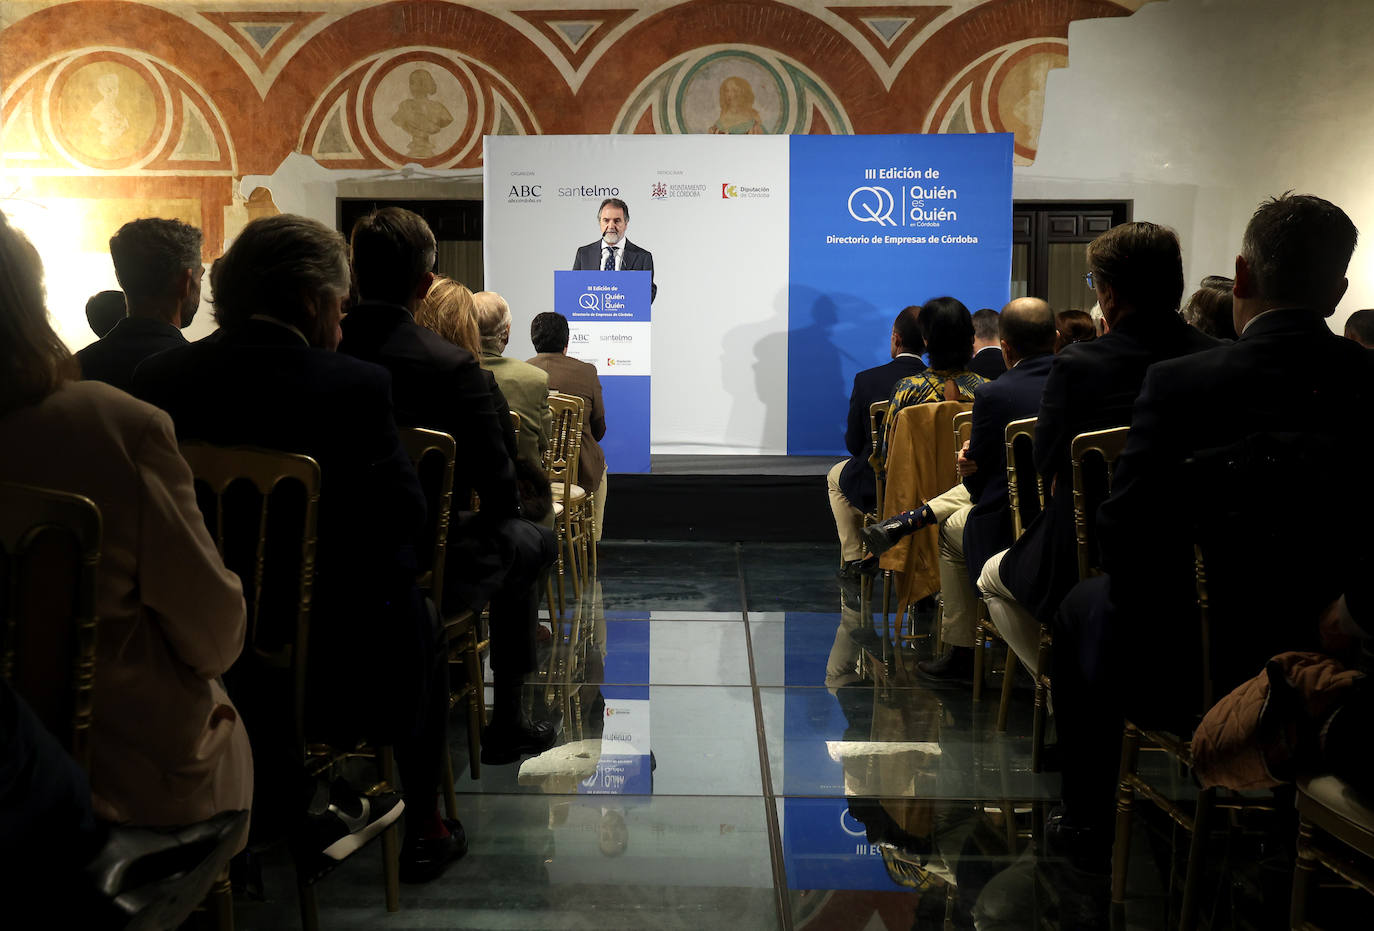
[605,455,839,542]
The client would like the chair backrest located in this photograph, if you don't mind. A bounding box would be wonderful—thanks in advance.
[952,410,973,486]
[548,393,585,488]
[399,428,456,609]
[179,443,320,745]
[1069,426,1129,581]
[0,482,102,770]
[868,400,890,514]
[1186,430,1344,713]
[1004,417,1042,539]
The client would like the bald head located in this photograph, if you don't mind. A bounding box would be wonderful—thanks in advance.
[998,297,1056,363]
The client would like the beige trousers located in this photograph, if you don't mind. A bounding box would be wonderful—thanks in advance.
[827,459,866,563]
[591,467,608,542]
[977,549,1044,673]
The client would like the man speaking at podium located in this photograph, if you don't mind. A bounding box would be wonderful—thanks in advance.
[572,197,656,302]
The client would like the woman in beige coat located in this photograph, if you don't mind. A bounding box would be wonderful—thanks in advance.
[0,211,252,830]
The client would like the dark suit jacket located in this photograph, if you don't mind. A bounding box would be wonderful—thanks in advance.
[527,351,607,491]
[969,346,1007,380]
[338,301,520,522]
[961,351,1055,578]
[996,311,1218,622]
[129,318,430,736]
[76,317,186,392]
[1098,308,1374,694]
[573,239,656,302]
[837,355,927,511]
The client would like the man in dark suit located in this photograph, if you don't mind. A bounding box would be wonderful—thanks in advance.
[915,298,1057,678]
[131,214,461,883]
[968,307,1007,380]
[527,311,609,539]
[828,306,925,577]
[77,218,201,391]
[572,197,656,302]
[1050,194,1374,852]
[976,222,1219,653]
[338,207,557,768]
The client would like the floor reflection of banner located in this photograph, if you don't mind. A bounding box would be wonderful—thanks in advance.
[787,134,1013,455]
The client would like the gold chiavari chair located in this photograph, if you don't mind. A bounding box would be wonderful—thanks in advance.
[1111,432,1297,930]
[1290,773,1374,929]
[862,400,893,647]
[1,480,246,930]
[0,482,101,767]
[547,393,589,599]
[973,417,1041,729]
[400,429,483,796]
[179,444,401,927]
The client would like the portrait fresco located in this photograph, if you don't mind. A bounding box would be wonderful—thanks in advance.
[679,53,785,135]
[373,62,466,160]
[57,61,158,163]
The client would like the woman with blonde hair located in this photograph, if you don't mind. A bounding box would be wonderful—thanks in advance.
[416,275,481,357]
[0,209,252,835]
[710,75,766,135]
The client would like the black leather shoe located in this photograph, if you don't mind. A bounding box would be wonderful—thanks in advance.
[917,646,973,681]
[481,717,559,765]
[399,818,467,884]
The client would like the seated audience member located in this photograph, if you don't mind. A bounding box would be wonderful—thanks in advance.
[337,206,557,767]
[75,219,203,391]
[1181,274,1238,340]
[866,300,1058,679]
[84,289,125,338]
[0,210,251,837]
[1053,309,1096,352]
[824,306,925,577]
[131,214,460,882]
[885,297,987,439]
[1344,307,1374,348]
[969,307,1006,379]
[527,310,610,540]
[473,290,551,468]
[418,277,523,462]
[1049,193,1374,854]
[976,222,1218,649]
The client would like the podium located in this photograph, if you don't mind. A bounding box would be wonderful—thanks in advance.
[554,270,652,473]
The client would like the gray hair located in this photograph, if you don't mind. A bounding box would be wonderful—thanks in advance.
[473,290,512,353]
[211,214,349,330]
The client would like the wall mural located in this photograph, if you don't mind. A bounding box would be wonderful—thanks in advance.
[0,0,1161,249]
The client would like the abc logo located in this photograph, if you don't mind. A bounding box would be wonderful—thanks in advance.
[508,185,542,197]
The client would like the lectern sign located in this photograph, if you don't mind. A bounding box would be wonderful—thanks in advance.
[556,270,652,473]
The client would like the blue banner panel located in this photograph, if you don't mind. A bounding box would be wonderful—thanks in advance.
[555,270,652,473]
[787,134,1014,455]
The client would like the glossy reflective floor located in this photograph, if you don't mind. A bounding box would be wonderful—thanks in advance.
[233,541,1309,930]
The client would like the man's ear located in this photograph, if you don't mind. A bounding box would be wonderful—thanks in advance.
[414,270,436,303]
[174,266,196,300]
[1233,254,1255,299]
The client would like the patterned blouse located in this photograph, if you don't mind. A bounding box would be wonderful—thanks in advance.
[881,368,988,460]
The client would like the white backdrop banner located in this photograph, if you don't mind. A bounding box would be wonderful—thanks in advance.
[485,135,791,456]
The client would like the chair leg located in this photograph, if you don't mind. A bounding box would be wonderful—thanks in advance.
[297,873,320,931]
[996,648,1017,733]
[209,866,233,931]
[1290,818,1317,930]
[1030,678,1047,773]
[1178,787,1215,931]
[973,622,986,702]
[442,750,459,821]
[379,745,400,912]
[464,635,484,781]
[1111,724,1142,906]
